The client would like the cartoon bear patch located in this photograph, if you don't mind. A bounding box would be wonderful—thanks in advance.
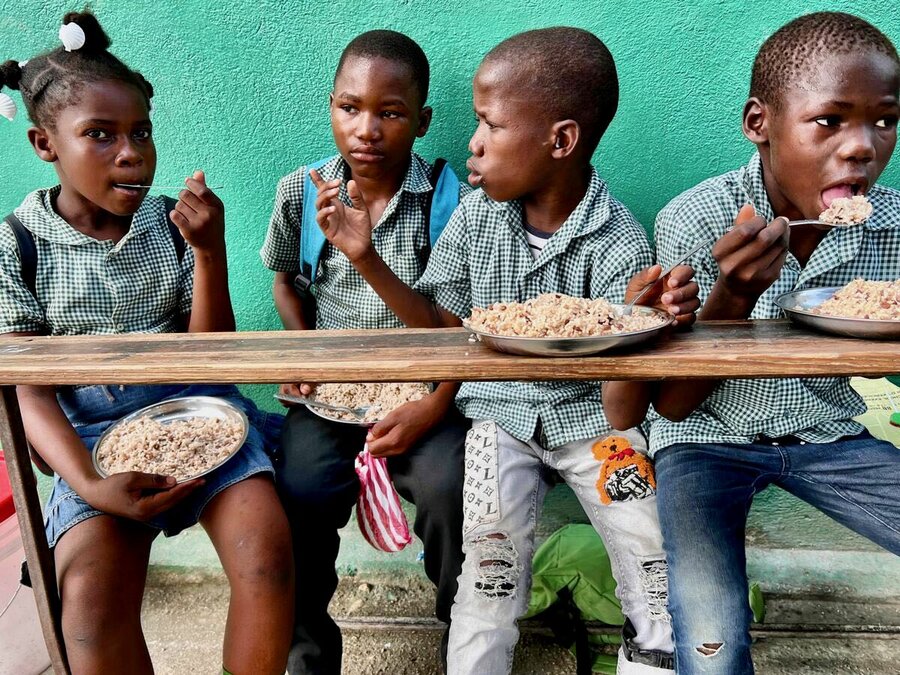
[591,436,656,505]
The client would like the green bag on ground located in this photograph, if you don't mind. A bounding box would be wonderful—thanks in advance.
[525,523,766,674]
[524,524,623,674]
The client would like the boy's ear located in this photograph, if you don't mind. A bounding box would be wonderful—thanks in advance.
[550,119,580,158]
[27,127,57,163]
[416,106,432,138]
[742,97,769,145]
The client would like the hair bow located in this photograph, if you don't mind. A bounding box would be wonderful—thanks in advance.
[0,89,16,122]
[59,22,86,52]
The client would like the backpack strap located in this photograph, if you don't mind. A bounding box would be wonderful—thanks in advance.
[161,196,185,263]
[4,212,37,296]
[426,158,460,248]
[296,156,459,293]
[299,157,334,288]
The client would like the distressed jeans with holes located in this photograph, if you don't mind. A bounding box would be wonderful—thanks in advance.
[655,432,900,675]
[448,421,674,675]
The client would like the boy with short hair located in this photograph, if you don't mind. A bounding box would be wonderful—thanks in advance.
[260,30,468,674]
[651,12,900,674]
[312,27,700,675]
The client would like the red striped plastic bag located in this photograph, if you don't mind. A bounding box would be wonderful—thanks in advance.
[355,447,412,552]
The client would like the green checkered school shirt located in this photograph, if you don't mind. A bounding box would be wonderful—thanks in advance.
[650,152,900,454]
[260,153,469,330]
[0,188,194,336]
[415,168,653,449]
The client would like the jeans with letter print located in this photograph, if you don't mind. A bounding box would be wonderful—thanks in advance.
[655,432,900,675]
[448,420,674,675]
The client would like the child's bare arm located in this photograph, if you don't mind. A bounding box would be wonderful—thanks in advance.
[654,205,789,421]
[310,170,459,328]
[272,271,312,330]
[170,171,236,333]
[367,382,460,457]
[603,264,700,429]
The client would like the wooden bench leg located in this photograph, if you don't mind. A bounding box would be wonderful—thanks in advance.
[0,386,69,674]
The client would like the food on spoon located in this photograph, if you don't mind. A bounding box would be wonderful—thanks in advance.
[818,195,872,225]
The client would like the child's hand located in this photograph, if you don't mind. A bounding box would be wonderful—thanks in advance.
[366,393,446,458]
[170,170,226,254]
[310,169,375,264]
[625,264,701,328]
[713,204,789,301]
[83,472,203,521]
[277,382,317,406]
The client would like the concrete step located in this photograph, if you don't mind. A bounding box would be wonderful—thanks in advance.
[139,569,900,675]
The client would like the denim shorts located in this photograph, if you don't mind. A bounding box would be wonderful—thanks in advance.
[44,383,283,549]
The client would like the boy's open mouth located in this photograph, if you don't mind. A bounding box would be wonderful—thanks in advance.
[821,181,865,208]
[112,184,149,196]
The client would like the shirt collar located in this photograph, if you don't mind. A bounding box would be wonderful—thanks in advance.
[477,167,611,233]
[738,152,775,222]
[22,187,154,246]
[321,152,434,196]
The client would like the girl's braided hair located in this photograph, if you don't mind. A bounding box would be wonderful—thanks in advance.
[0,10,153,128]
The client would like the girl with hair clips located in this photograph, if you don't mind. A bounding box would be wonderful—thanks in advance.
[0,11,293,675]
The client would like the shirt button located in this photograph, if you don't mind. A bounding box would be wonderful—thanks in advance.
[117,323,125,331]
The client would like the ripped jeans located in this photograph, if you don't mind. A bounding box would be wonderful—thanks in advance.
[655,433,900,675]
[448,420,674,675]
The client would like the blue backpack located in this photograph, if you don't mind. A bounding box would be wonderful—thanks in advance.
[293,156,460,296]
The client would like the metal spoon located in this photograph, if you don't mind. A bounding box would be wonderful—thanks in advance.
[787,219,860,228]
[621,238,708,316]
[274,393,371,420]
[116,184,225,190]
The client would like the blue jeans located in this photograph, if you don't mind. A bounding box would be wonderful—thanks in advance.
[654,432,900,674]
[45,384,282,548]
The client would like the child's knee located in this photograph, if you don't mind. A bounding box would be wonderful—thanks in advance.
[465,531,521,601]
[61,568,138,644]
[228,531,294,593]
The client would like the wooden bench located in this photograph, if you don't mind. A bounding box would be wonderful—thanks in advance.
[0,321,896,673]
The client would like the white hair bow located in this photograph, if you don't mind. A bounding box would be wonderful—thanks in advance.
[0,93,16,122]
[59,22,86,52]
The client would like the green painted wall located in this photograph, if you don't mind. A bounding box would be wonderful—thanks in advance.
[3,0,899,330]
[2,1,900,570]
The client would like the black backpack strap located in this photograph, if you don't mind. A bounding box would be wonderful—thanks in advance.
[162,196,185,263]
[5,212,37,296]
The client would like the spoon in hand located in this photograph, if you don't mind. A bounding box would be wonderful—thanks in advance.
[621,238,708,316]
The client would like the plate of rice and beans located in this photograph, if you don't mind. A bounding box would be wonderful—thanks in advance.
[304,382,433,425]
[774,279,900,339]
[463,293,674,356]
[92,397,249,482]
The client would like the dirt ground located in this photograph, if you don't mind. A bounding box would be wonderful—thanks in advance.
[139,570,900,675]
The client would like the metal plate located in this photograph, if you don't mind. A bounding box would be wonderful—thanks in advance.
[463,305,675,357]
[775,287,900,340]
[92,396,249,482]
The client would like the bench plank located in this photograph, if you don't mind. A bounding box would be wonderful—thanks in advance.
[0,321,897,384]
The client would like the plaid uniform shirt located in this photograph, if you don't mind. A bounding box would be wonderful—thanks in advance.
[260,153,469,330]
[415,168,653,449]
[651,152,900,454]
[0,187,193,336]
